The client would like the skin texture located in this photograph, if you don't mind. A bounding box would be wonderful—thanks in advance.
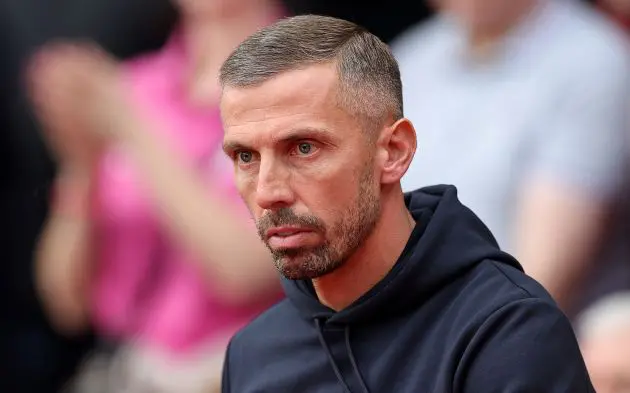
[221,62,417,310]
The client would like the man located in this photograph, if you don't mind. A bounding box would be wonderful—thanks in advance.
[26,14,593,393]
[216,15,593,392]
[577,292,630,393]
[392,0,630,317]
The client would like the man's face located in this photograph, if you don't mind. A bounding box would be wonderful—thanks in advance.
[582,328,630,393]
[221,64,382,280]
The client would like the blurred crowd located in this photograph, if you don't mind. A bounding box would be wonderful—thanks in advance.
[2,0,630,392]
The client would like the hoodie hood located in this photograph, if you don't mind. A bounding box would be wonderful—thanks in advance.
[282,184,522,325]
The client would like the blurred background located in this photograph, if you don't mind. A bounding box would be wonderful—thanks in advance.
[2,0,630,392]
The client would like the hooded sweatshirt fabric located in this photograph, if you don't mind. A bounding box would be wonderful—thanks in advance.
[222,185,594,393]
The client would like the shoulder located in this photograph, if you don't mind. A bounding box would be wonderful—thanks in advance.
[454,258,574,335]
[473,259,565,323]
[226,299,304,360]
[120,32,186,98]
[119,49,172,122]
[453,262,593,391]
[121,50,167,85]
[463,259,558,311]
[223,299,312,390]
[232,298,295,337]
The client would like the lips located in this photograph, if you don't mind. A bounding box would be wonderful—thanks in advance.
[266,226,309,238]
[265,226,317,250]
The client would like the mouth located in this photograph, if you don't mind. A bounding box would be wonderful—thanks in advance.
[265,226,317,250]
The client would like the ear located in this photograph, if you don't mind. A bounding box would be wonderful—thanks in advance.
[376,118,417,185]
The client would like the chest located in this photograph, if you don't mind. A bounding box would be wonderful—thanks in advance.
[232,316,470,393]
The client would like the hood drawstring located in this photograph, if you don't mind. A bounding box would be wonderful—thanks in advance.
[315,319,370,393]
[315,318,351,393]
[345,326,370,393]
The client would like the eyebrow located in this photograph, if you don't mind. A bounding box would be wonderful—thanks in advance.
[223,126,334,154]
[222,140,248,155]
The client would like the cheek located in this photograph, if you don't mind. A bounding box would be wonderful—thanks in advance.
[235,172,258,208]
[293,163,361,216]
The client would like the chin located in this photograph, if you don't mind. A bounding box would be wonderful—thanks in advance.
[273,250,341,281]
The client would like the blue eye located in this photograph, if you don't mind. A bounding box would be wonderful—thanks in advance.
[297,143,312,155]
[238,151,253,163]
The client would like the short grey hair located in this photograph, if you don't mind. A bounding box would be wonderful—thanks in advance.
[219,14,403,129]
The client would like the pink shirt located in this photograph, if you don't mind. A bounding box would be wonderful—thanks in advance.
[90,32,278,355]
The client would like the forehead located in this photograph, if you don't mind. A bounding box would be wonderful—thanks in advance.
[220,64,360,147]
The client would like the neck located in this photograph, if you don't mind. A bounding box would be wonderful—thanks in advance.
[312,189,416,311]
[466,0,537,59]
[180,1,280,105]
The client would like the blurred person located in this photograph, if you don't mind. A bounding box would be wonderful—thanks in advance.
[0,0,175,391]
[27,0,284,391]
[578,292,630,393]
[218,15,592,392]
[392,0,630,316]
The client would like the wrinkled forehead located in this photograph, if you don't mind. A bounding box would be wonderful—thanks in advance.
[220,64,340,124]
[220,64,361,149]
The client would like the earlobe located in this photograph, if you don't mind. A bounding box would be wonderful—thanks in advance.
[380,118,417,185]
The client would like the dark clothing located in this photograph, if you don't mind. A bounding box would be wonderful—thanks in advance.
[222,185,594,393]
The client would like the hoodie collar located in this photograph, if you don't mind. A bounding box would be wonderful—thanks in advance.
[282,185,522,325]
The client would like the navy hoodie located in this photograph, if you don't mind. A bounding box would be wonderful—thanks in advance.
[222,185,594,393]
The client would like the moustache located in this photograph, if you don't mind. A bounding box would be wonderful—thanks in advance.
[256,208,326,239]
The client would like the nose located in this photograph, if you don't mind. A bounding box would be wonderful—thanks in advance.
[254,156,295,211]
